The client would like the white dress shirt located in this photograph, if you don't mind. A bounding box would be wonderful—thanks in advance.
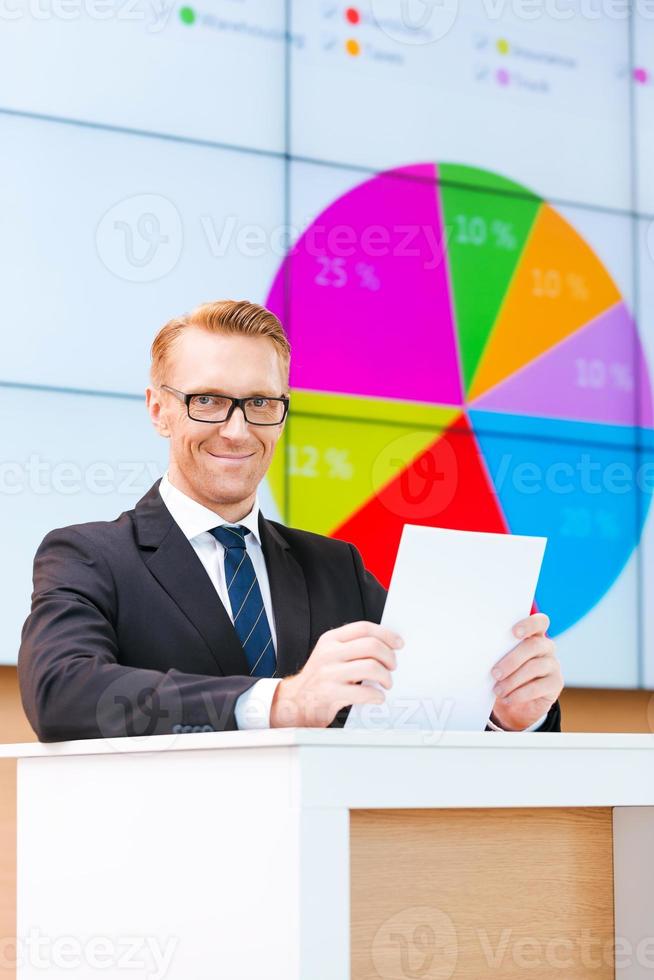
[159,473,548,733]
[159,473,281,729]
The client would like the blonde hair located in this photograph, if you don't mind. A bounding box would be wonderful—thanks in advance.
[150,299,290,387]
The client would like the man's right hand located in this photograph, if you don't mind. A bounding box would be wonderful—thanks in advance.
[270,621,403,728]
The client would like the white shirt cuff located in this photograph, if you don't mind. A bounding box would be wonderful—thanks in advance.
[487,711,549,732]
[234,678,283,730]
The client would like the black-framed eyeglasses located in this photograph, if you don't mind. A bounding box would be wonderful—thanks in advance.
[160,385,290,426]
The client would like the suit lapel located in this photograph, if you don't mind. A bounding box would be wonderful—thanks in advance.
[259,512,311,677]
[133,481,250,676]
[132,481,311,679]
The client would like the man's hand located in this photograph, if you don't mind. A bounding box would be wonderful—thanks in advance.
[490,612,563,731]
[270,621,403,728]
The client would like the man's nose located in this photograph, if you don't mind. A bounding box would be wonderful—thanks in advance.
[219,405,249,438]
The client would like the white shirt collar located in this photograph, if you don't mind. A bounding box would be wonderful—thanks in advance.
[159,472,262,545]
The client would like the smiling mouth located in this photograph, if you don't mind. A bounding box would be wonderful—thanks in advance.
[207,451,255,460]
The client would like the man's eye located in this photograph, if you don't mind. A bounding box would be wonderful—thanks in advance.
[250,398,268,407]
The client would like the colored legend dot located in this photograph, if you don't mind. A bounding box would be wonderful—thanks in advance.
[634,67,649,85]
[345,6,360,24]
[496,68,510,86]
[497,38,510,55]
[346,38,361,56]
[179,5,196,24]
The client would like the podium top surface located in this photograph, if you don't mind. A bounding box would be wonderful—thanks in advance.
[1,728,653,759]
[4,730,654,808]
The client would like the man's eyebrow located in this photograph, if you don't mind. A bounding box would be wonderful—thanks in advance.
[182,385,234,392]
[179,385,223,395]
[246,390,286,397]
[188,387,285,397]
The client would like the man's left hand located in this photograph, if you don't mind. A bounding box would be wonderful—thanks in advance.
[491,612,563,731]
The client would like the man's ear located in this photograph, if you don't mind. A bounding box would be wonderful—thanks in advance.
[145,386,171,438]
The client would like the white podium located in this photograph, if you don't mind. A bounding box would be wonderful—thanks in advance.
[2,730,654,980]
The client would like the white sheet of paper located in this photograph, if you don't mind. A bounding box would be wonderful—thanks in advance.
[345,525,547,733]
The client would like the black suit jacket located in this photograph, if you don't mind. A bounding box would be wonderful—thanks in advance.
[18,479,561,741]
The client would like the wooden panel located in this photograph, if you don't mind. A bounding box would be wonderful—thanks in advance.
[0,667,35,979]
[561,687,654,733]
[0,668,34,743]
[351,807,614,980]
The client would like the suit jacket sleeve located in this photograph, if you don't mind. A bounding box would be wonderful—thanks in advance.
[510,700,561,733]
[18,527,259,742]
[348,542,387,624]
[347,541,562,733]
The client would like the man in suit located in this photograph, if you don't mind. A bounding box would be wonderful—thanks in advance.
[19,300,562,741]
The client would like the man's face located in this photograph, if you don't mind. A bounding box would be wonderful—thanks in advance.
[147,328,288,513]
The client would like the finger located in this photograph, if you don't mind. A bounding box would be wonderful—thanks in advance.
[339,683,386,707]
[331,620,404,650]
[513,612,550,640]
[498,675,560,707]
[494,653,557,699]
[338,658,394,690]
[492,634,555,681]
[335,636,399,671]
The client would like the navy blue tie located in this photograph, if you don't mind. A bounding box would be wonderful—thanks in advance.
[209,524,276,678]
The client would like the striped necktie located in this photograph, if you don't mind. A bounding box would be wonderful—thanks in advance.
[209,524,276,678]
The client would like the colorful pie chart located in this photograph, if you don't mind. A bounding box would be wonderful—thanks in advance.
[266,164,654,637]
